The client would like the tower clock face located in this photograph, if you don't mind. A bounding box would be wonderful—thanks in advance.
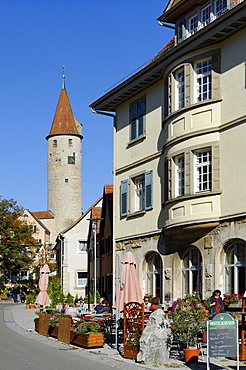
[68,156,75,164]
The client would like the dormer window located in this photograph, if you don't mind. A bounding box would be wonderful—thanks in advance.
[215,0,228,17]
[201,5,212,26]
[188,14,198,36]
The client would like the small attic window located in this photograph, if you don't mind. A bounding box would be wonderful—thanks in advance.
[53,140,57,148]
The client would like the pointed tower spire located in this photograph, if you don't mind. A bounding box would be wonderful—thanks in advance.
[46,74,82,140]
[62,65,65,89]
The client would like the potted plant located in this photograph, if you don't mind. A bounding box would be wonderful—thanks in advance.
[25,294,35,309]
[223,293,243,307]
[70,320,104,348]
[167,294,208,362]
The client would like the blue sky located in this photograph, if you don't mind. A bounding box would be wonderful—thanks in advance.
[0,0,172,213]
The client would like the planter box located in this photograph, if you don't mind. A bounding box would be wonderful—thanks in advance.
[0,295,9,300]
[58,317,71,344]
[48,325,59,338]
[124,345,139,360]
[70,332,105,348]
[39,313,51,336]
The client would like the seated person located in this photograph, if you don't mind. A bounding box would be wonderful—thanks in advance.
[60,302,68,314]
[144,296,151,310]
[149,297,162,311]
[94,300,109,314]
[65,303,78,317]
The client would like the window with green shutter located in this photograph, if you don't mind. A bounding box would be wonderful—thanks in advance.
[120,179,129,217]
[130,98,146,141]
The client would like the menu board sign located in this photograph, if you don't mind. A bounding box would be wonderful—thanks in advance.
[208,313,237,357]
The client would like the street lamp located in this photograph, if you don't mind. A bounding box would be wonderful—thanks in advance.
[87,217,103,306]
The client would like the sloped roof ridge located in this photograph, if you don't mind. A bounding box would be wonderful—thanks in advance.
[32,210,55,219]
[25,209,50,233]
[60,195,103,234]
[46,87,82,139]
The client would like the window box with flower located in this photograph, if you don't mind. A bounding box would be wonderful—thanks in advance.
[70,320,105,348]
[223,293,243,307]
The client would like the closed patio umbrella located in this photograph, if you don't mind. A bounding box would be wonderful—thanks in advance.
[36,264,50,306]
[118,251,142,312]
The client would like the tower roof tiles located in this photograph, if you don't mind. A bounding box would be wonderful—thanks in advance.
[46,86,82,139]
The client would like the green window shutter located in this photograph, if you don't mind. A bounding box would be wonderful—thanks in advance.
[145,171,153,210]
[138,99,145,136]
[130,103,137,140]
[120,179,129,217]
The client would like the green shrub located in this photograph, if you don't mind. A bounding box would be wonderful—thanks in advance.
[84,291,100,304]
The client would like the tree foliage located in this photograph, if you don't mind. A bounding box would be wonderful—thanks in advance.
[0,197,39,272]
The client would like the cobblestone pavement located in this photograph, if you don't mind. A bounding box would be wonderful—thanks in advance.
[2,301,246,370]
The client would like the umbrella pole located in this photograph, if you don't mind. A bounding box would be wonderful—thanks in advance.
[115,256,120,351]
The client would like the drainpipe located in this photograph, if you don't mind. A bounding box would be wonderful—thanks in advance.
[157,20,175,30]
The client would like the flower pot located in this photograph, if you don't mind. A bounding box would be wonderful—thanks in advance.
[70,332,105,348]
[124,344,140,360]
[183,348,200,363]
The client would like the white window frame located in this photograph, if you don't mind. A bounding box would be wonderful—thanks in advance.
[175,69,185,110]
[201,4,212,26]
[188,13,198,37]
[134,175,145,212]
[182,248,202,296]
[194,148,212,192]
[77,271,88,287]
[194,58,212,102]
[146,253,162,300]
[175,154,185,197]
[224,241,246,295]
[215,0,228,18]
[77,239,87,254]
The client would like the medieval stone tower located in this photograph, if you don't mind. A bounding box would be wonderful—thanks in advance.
[46,76,82,242]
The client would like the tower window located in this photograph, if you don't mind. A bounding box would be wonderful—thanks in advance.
[65,179,69,183]
[68,139,73,146]
[53,140,57,148]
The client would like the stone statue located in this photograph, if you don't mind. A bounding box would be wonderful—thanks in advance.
[137,309,172,364]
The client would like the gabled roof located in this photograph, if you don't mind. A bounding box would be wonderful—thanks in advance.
[157,0,199,23]
[32,211,55,219]
[24,209,50,233]
[46,85,82,139]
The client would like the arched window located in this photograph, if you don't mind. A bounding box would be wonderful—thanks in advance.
[225,241,246,295]
[146,253,162,300]
[182,248,202,296]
